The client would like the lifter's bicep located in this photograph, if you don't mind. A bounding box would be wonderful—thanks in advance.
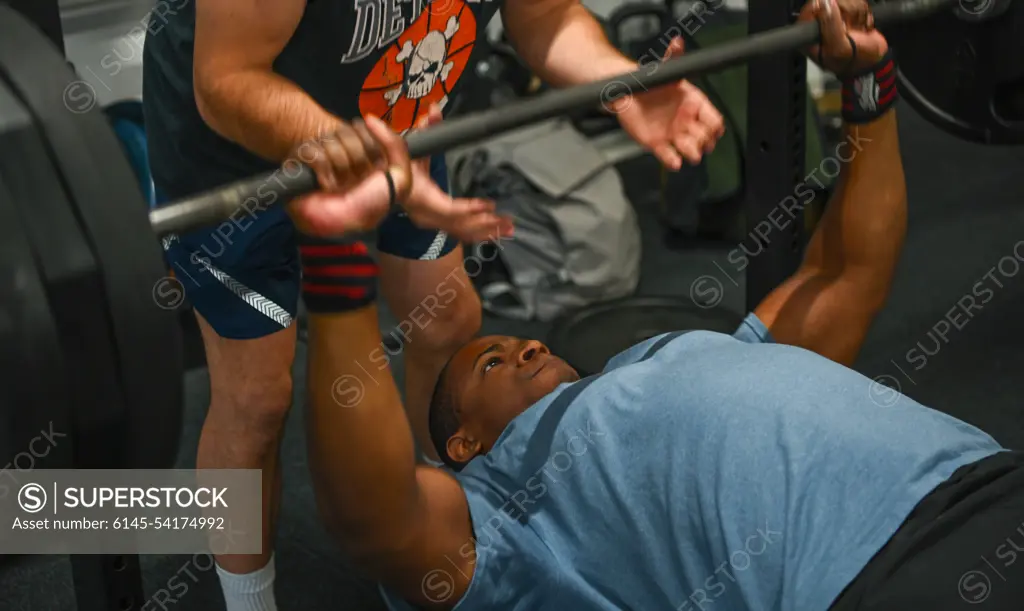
[753,270,875,366]
[194,0,305,79]
[376,467,476,610]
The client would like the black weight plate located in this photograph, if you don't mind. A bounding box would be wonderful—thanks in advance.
[606,2,673,60]
[546,297,744,377]
[0,79,126,468]
[0,7,183,469]
[881,0,1024,144]
[0,168,74,471]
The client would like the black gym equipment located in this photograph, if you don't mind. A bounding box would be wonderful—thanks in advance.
[0,88,77,473]
[0,0,1021,608]
[0,7,183,472]
[882,0,1024,143]
[3,0,64,55]
[606,2,676,60]
[1,3,175,610]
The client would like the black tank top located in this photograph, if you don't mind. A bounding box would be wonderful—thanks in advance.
[143,0,502,199]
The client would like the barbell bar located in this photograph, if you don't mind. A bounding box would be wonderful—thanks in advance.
[147,0,962,238]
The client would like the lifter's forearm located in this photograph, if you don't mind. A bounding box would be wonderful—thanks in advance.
[803,109,907,290]
[304,311,422,555]
[195,70,342,163]
[753,109,906,364]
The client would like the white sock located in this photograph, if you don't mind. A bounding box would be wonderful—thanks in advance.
[215,555,278,611]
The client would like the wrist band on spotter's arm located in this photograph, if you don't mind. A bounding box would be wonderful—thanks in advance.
[384,167,396,208]
[385,166,409,215]
[841,48,898,124]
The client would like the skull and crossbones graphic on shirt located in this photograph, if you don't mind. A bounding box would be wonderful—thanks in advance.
[383,15,460,109]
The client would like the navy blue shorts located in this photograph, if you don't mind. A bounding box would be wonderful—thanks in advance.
[157,156,458,339]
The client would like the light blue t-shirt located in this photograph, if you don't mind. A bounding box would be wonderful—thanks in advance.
[385,315,1002,611]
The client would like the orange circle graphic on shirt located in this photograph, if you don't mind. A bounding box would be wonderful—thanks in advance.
[359,0,477,133]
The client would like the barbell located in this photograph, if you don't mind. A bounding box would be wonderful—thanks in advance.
[0,0,1020,468]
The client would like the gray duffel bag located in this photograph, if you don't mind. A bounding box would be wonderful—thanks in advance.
[450,119,641,322]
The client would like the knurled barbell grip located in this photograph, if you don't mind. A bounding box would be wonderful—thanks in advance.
[147,0,956,238]
[148,168,316,237]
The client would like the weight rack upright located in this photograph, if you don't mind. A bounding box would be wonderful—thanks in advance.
[744,0,809,311]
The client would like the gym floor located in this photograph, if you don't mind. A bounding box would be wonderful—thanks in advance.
[3,107,1024,611]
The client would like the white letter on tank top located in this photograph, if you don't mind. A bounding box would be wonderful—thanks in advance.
[379,0,405,49]
[341,0,383,64]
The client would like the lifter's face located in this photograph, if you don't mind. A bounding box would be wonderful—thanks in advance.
[444,336,579,462]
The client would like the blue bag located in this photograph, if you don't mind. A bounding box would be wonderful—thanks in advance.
[103,99,156,207]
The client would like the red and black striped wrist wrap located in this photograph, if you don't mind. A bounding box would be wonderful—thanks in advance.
[841,48,898,124]
[299,237,379,313]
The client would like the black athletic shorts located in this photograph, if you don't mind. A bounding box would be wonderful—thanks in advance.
[830,450,1024,610]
